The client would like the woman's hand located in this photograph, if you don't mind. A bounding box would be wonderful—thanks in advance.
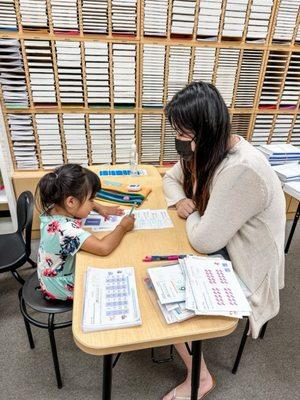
[118,214,135,232]
[93,202,124,219]
[176,198,196,219]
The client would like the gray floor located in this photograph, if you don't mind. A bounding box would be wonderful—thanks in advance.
[0,223,299,400]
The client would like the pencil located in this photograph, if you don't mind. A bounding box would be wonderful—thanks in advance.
[129,204,135,215]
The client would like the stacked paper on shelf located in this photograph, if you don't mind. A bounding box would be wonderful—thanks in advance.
[62,113,88,165]
[246,0,273,41]
[36,114,63,169]
[163,119,180,163]
[144,0,168,36]
[19,0,48,30]
[273,0,299,42]
[167,46,191,101]
[280,53,300,107]
[85,42,109,106]
[112,0,137,34]
[222,0,248,38]
[114,114,135,163]
[0,38,28,108]
[147,256,251,324]
[141,114,162,163]
[258,144,300,165]
[56,41,83,105]
[82,0,108,34]
[251,115,274,146]
[0,0,17,31]
[8,114,38,169]
[82,266,141,332]
[89,114,112,164]
[142,45,165,107]
[51,0,79,33]
[197,0,222,37]
[272,163,300,182]
[171,0,195,35]
[193,47,216,82]
[25,40,56,104]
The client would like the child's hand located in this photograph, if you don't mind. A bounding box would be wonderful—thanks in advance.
[94,203,124,219]
[118,214,135,232]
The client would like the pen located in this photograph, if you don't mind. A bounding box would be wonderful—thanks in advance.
[129,203,136,215]
[143,255,189,262]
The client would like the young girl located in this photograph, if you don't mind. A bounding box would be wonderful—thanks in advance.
[36,164,135,301]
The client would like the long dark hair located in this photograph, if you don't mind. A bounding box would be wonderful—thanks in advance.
[36,164,101,214]
[165,81,231,215]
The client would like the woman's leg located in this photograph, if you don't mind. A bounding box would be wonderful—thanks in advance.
[163,343,214,400]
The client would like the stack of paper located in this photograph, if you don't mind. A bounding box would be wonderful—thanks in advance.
[83,266,141,332]
[280,53,300,107]
[0,0,17,31]
[192,47,216,82]
[144,0,168,37]
[270,115,294,143]
[163,119,180,163]
[82,0,108,34]
[246,0,273,41]
[251,115,274,146]
[283,181,300,200]
[51,0,79,34]
[235,50,263,108]
[291,116,300,147]
[259,52,288,107]
[197,0,222,38]
[19,0,48,30]
[147,256,251,324]
[36,114,63,169]
[142,45,165,107]
[56,41,83,105]
[114,114,135,163]
[167,46,191,101]
[230,114,251,139]
[8,114,38,169]
[215,48,240,107]
[0,38,28,108]
[141,114,162,164]
[85,42,109,106]
[258,144,300,165]
[89,114,112,164]
[25,40,56,104]
[272,163,300,182]
[273,0,299,43]
[222,0,248,38]
[171,0,195,36]
[62,113,87,165]
[112,0,137,34]
[83,209,174,231]
[113,43,136,105]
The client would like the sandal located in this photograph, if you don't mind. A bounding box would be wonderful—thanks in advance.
[170,375,216,400]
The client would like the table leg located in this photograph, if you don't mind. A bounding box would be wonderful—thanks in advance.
[102,354,113,400]
[285,202,300,254]
[191,340,202,400]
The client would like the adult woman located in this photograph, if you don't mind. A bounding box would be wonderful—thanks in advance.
[162,81,285,399]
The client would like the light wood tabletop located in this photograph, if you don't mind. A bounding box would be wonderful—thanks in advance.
[72,165,238,356]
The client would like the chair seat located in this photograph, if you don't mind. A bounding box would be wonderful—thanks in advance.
[0,232,26,271]
[22,272,73,314]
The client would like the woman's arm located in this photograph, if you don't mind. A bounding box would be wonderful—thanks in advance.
[186,164,268,254]
[163,161,187,207]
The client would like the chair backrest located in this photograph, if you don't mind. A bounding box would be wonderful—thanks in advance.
[16,191,34,257]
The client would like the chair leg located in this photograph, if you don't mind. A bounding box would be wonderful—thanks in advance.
[232,319,250,374]
[27,258,37,269]
[18,289,35,349]
[11,270,25,285]
[259,322,268,339]
[48,314,62,389]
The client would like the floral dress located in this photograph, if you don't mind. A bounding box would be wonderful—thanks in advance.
[37,214,91,301]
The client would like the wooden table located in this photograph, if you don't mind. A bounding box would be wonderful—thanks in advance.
[72,165,238,400]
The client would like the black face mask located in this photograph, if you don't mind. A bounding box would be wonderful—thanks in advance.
[175,138,194,161]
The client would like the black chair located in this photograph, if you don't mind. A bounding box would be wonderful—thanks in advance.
[0,191,36,284]
[19,273,72,388]
[232,318,268,374]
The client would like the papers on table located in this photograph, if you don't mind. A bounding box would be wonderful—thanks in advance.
[7,114,38,169]
[192,47,216,83]
[141,114,162,164]
[90,114,112,164]
[0,0,17,31]
[112,0,137,35]
[258,144,300,165]
[114,114,136,163]
[283,181,300,201]
[36,114,63,169]
[51,0,79,34]
[25,40,56,104]
[272,163,300,182]
[171,0,195,36]
[82,266,141,332]
[167,46,191,101]
[0,38,28,108]
[56,41,83,105]
[112,43,136,105]
[19,0,48,30]
[82,0,108,34]
[144,0,168,37]
[273,0,299,43]
[83,209,174,231]
[62,113,88,165]
[142,45,165,107]
[85,42,110,106]
[147,256,252,324]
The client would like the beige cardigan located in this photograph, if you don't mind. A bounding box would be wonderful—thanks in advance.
[163,137,286,338]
